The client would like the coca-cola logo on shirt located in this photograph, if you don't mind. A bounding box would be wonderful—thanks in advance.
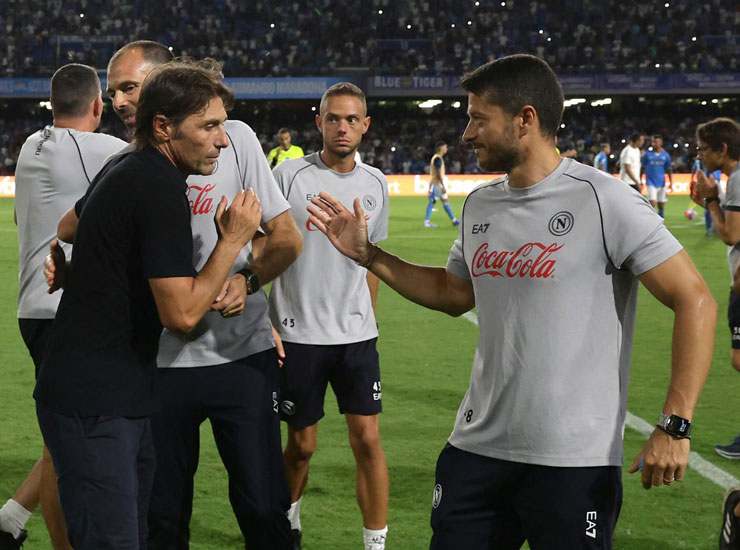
[187,183,216,215]
[471,242,563,279]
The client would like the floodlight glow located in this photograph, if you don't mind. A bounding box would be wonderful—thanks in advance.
[419,99,443,109]
[590,98,613,107]
[563,98,586,107]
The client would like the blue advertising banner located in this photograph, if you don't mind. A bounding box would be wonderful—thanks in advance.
[0,76,353,99]
[366,73,740,96]
[1,73,738,98]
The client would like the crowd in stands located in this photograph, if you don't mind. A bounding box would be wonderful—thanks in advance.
[1,97,734,177]
[0,0,737,77]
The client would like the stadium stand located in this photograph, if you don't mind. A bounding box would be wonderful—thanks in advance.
[0,0,736,77]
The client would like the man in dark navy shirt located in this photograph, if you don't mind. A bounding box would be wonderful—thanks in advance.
[34,63,262,549]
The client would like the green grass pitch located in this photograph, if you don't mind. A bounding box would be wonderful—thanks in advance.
[1,195,738,549]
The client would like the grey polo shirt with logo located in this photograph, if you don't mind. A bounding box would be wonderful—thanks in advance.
[269,152,389,345]
[445,158,682,467]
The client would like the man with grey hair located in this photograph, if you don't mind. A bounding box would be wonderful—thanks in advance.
[271,82,390,550]
[1,63,126,550]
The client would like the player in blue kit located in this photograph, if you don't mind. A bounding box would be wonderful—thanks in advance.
[642,135,673,217]
[593,143,610,173]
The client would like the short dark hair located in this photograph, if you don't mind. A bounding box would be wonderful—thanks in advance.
[134,62,234,149]
[319,82,367,115]
[109,40,174,70]
[435,141,447,150]
[696,118,740,160]
[278,127,291,135]
[50,63,101,117]
[600,142,610,149]
[629,133,642,144]
[652,134,663,141]
[459,54,564,138]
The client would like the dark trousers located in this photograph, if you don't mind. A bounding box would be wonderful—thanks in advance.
[147,350,291,550]
[37,403,156,550]
[430,444,622,550]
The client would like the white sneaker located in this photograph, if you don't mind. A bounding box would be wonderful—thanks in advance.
[424,220,437,228]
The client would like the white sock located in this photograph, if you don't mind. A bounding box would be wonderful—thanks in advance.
[0,499,32,538]
[287,498,302,531]
[363,526,388,549]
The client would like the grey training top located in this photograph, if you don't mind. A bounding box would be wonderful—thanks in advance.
[722,165,740,283]
[16,126,126,319]
[156,120,290,368]
[445,158,682,467]
[269,152,389,344]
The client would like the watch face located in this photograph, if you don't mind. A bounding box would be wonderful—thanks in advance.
[662,414,691,436]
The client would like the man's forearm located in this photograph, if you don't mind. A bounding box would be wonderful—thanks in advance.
[367,271,380,312]
[368,247,474,316]
[662,285,716,420]
[152,240,243,333]
[628,166,641,185]
[57,208,79,243]
[247,212,302,284]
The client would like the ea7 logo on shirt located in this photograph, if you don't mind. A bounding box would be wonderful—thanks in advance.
[471,242,563,279]
[362,195,378,211]
[471,223,490,234]
[548,211,574,236]
[585,511,597,539]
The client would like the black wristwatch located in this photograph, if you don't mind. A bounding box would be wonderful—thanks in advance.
[238,268,261,295]
[704,196,719,207]
[656,413,692,439]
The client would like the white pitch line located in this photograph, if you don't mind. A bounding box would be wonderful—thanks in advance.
[460,311,740,490]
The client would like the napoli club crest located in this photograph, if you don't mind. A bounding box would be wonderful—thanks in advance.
[432,484,443,509]
[362,194,378,211]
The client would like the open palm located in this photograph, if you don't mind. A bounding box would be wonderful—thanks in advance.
[307,192,370,264]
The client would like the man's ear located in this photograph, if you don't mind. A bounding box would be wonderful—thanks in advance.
[152,114,171,144]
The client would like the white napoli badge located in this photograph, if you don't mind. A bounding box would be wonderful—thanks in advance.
[432,484,443,509]
[362,194,378,211]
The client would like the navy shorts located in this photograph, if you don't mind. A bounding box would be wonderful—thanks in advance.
[18,318,54,378]
[430,444,622,550]
[281,338,381,429]
[728,289,740,350]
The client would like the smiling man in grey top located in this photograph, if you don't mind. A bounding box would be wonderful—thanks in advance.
[306,55,716,550]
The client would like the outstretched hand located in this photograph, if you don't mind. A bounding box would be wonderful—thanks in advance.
[307,192,372,264]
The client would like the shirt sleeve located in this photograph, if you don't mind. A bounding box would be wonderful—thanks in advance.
[233,123,290,224]
[433,157,443,170]
[597,180,682,274]
[640,152,647,167]
[446,235,471,280]
[369,174,390,243]
[725,173,740,211]
[137,181,197,279]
